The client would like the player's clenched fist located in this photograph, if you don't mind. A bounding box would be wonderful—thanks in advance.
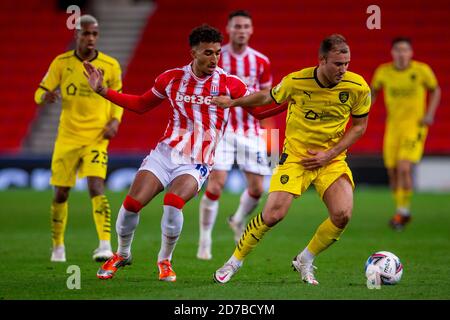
[212,96,233,108]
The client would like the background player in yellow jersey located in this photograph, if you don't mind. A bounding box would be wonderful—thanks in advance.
[371,37,441,231]
[212,34,371,285]
[34,15,123,262]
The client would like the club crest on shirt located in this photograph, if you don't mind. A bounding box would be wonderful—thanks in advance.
[66,83,77,95]
[339,91,349,103]
[210,84,219,96]
[280,174,289,184]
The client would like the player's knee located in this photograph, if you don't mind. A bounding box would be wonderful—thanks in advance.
[207,172,227,194]
[331,209,352,229]
[88,185,104,198]
[262,209,285,227]
[398,167,411,179]
[206,184,223,198]
[87,177,105,197]
[164,193,185,209]
[207,178,225,195]
[123,195,143,213]
[397,161,412,175]
[247,187,264,199]
[204,190,221,201]
[54,187,70,203]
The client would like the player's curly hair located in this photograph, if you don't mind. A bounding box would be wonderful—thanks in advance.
[319,34,349,58]
[189,24,223,47]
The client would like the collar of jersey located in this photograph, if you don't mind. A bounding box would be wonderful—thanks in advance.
[74,49,99,62]
[391,61,414,72]
[188,62,215,82]
[314,66,338,89]
[226,44,250,59]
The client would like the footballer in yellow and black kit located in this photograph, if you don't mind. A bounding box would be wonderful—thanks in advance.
[34,50,123,186]
[269,66,371,198]
[371,60,438,168]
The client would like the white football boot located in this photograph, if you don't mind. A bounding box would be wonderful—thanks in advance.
[92,247,114,262]
[213,262,241,284]
[50,245,66,262]
[292,254,319,285]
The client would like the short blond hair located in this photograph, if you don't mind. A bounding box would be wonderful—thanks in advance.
[75,14,98,30]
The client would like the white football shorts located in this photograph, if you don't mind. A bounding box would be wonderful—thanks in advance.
[213,131,271,175]
[139,143,211,191]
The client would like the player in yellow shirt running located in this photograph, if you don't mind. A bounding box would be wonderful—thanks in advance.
[34,15,124,262]
[212,34,371,285]
[371,37,441,230]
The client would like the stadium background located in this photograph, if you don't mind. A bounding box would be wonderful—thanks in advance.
[0,0,449,192]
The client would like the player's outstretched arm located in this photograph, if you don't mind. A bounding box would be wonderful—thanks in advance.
[245,102,288,120]
[83,61,163,114]
[212,89,273,109]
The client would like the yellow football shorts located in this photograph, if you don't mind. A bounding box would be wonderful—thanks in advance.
[50,139,109,187]
[269,153,355,199]
[383,125,428,169]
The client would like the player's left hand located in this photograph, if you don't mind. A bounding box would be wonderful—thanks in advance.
[83,61,105,94]
[212,96,233,108]
[421,114,434,126]
[300,149,332,170]
[103,118,119,139]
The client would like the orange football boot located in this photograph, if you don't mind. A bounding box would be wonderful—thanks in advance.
[97,253,132,279]
[389,213,412,231]
[158,259,176,282]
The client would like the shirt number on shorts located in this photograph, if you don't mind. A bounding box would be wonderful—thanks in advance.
[256,151,262,164]
[195,164,208,177]
[91,150,107,166]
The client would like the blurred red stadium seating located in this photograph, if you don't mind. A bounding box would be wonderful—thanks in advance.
[111,0,450,155]
[1,0,449,155]
[0,0,72,154]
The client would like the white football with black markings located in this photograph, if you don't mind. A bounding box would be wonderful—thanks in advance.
[365,251,403,285]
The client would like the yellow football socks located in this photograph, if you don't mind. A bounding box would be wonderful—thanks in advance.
[306,218,345,256]
[395,189,412,213]
[51,201,68,247]
[233,212,271,260]
[92,195,112,241]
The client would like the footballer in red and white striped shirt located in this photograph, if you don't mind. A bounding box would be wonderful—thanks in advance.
[220,43,272,137]
[152,64,248,165]
[197,11,286,262]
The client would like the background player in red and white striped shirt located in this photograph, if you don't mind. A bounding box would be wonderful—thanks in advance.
[197,10,275,260]
[83,25,253,282]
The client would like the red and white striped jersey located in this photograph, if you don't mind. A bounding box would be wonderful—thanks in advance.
[151,63,248,165]
[219,44,272,137]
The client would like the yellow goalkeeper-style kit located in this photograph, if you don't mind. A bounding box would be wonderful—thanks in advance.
[34,50,123,186]
[269,66,371,198]
[371,60,438,168]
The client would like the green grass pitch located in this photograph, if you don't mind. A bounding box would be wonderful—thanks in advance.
[0,188,449,300]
